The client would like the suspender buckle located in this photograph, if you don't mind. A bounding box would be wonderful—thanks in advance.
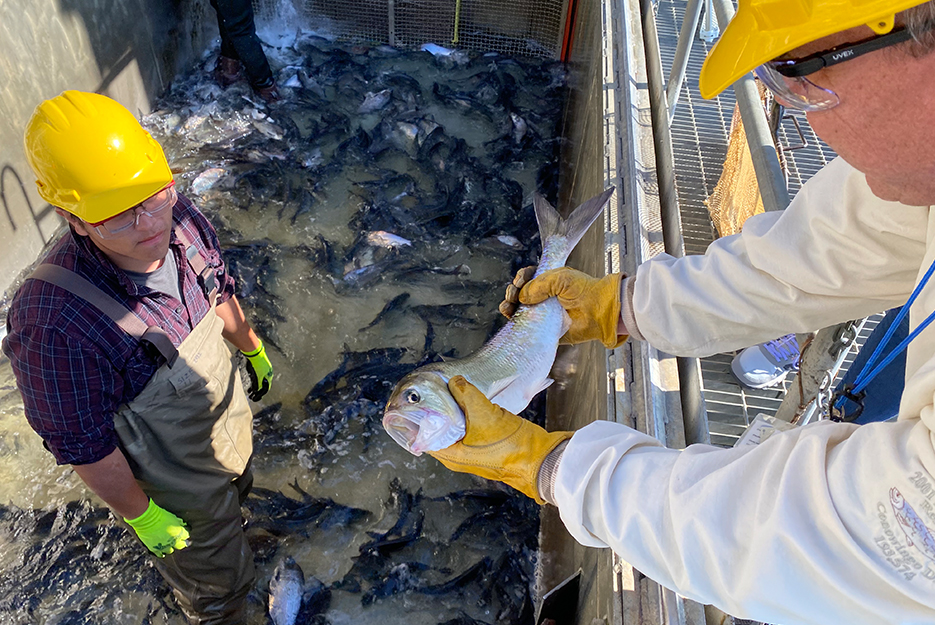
[199,269,218,299]
[829,385,866,423]
[186,242,218,301]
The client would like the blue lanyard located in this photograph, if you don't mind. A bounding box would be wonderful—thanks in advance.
[834,256,935,413]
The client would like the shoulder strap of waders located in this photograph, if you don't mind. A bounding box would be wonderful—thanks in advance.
[174,228,219,306]
[28,264,179,368]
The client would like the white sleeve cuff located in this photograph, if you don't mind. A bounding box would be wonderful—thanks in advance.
[621,276,645,342]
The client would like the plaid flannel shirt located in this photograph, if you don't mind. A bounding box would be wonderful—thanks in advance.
[2,193,235,465]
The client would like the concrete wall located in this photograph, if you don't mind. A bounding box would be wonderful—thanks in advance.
[0,0,218,302]
[539,0,619,623]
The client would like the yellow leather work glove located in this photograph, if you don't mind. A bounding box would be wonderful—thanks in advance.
[125,498,190,557]
[241,340,273,401]
[428,376,573,504]
[498,266,537,319]
[501,267,625,348]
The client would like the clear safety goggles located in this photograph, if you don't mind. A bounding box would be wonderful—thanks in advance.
[754,27,913,112]
[90,182,177,239]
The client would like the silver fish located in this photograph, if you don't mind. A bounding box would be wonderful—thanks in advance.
[383,188,615,455]
[510,112,528,144]
[269,556,304,625]
[252,118,284,141]
[366,230,412,249]
[190,167,228,195]
[359,89,392,113]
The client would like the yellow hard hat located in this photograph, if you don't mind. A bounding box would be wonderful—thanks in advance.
[23,91,172,223]
[699,0,929,99]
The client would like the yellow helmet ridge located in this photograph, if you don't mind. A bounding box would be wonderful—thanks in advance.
[23,91,173,223]
[699,0,929,99]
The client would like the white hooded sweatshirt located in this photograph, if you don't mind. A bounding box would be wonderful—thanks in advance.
[554,157,935,624]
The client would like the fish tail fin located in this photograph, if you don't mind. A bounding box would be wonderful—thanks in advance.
[533,187,615,272]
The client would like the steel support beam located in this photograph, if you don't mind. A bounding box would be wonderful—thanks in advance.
[640,0,710,448]
[665,0,704,125]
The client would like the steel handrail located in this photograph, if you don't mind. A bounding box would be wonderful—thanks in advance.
[662,0,856,431]
[665,0,704,124]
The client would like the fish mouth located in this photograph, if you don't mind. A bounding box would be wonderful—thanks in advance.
[382,409,465,456]
[383,411,422,455]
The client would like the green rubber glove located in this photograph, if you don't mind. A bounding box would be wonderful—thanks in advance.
[125,499,190,557]
[242,340,273,401]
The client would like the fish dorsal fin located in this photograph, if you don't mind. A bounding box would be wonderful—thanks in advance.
[486,373,522,401]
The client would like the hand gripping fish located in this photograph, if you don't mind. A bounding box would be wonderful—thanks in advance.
[383,188,615,455]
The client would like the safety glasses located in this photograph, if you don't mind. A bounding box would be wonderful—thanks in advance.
[90,182,177,239]
[754,27,913,112]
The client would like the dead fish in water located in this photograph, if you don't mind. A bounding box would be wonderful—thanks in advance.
[252,118,284,141]
[245,481,370,535]
[359,293,411,331]
[359,89,392,113]
[382,188,615,455]
[358,478,424,555]
[420,43,470,66]
[510,112,527,144]
[268,556,331,625]
[497,234,522,248]
[269,557,304,625]
[190,167,228,195]
[366,230,412,248]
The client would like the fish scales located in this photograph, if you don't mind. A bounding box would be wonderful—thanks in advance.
[383,188,615,454]
[269,556,304,625]
[417,300,565,412]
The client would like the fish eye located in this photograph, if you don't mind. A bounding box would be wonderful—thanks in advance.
[406,390,421,404]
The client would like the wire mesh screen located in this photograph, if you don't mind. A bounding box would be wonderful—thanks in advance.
[253,0,566,58]
[393,0,458,50]
[704,83,771,238]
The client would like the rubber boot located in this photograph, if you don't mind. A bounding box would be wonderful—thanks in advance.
[253,79,281,104]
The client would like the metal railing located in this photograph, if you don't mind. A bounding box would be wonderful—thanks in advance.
[658,0,852,429]
[604,0,859,621]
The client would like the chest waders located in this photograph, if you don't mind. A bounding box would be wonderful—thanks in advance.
[30,231,256,625]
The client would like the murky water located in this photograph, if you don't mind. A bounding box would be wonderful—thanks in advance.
[0,28,566,625]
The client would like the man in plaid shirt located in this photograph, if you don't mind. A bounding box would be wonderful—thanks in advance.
[3,91,274,624]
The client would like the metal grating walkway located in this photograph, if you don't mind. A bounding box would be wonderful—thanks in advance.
[652,0,872,447]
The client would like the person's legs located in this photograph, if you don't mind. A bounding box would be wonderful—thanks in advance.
[209,0,244,87]
[234,456,254,505]
[209,0,239,61]
[209,0,274,90]
[150,482,255,625]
